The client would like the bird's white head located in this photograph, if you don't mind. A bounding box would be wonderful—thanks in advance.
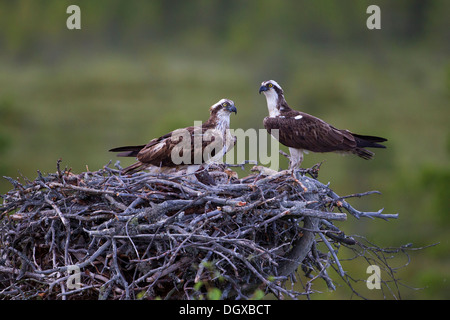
[259,80,283,94]
[209,98,237,131]
[210,99,237,115]
[259,80,284,117]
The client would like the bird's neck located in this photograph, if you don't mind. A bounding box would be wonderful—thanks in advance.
[265,92,291,117]
[204,113,230,134]
[216,115,230,134]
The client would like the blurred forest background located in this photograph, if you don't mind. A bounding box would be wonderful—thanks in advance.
[0,0,448,299]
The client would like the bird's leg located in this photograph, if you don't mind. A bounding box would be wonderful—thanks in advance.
[288,148,303,170]
[288,159,301,170]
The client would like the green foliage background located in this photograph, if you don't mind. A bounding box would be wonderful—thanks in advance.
[0,0,448,299]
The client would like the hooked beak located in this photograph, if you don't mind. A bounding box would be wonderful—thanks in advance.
[228,105,237,114]
[259,85,268,94]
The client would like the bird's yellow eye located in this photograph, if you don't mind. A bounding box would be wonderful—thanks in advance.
[268,83,273,88]
[222,102,228,107]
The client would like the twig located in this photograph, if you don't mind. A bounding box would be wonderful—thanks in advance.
[0,161,409,300]
[44,195,69,228]
[318,232,345,277]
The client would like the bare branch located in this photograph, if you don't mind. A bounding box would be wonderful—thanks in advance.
[0,161,411,300]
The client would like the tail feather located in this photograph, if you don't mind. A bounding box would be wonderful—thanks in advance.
[352,134,387,149]
[109,145,145,157]
[109,145,147,174]
[354,148,375,160]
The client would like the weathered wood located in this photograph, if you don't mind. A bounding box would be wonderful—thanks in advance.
[0,161,399,300]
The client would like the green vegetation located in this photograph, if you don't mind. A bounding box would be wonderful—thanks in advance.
[0,0,448,299]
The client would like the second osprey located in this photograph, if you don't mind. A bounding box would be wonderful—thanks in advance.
[259,80,387,169]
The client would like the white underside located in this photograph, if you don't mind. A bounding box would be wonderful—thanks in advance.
[206,130,235,164]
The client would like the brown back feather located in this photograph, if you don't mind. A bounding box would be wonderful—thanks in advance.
[264,111,357,153]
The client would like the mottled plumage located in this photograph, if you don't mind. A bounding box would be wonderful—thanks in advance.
[110,99,237,174]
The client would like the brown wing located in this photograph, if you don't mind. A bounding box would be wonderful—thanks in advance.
[136,125,224,167]
[264,112,357,153]
[135,131,178,166]
[109,131,173,158]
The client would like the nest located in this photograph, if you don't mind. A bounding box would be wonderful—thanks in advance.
[0,160,399,300]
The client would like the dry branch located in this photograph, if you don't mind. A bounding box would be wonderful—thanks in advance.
[0,161,401,300]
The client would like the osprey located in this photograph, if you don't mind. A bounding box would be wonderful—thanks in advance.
[109,99,237,175]
[259,80,387,169]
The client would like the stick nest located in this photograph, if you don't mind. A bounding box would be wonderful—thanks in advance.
[0,161,399,300]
